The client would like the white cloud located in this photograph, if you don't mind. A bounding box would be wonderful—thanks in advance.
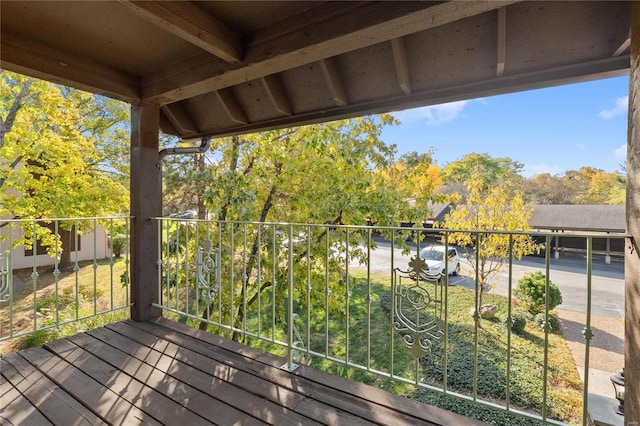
[576,143,585,150]
[614,143,626,158]
[394,100,471,126]
[599,96,628,120]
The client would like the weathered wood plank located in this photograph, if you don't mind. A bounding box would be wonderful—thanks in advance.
[0,360,53,426]
[17,347,163,426]
[1,353,106,426]
[44,338,211,426]
[152,318,485,426]
[1,319,488,425]
[153,317,284,364]
[102,323,345,425]
[128,320,439,426]
[68,331,267,426]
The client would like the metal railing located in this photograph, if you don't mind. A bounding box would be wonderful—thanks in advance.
[154,217,627,425]
[0,217,132,343]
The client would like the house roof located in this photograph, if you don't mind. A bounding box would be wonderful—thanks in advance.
[0,1,630,140]
[426,202,454,223]
[432,203,625,233]
[529,204,625,233]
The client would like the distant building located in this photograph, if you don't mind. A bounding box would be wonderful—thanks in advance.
[428,203,625,263]
[0,219,113,270]
[529,205,625,233]
[528,204,625,263]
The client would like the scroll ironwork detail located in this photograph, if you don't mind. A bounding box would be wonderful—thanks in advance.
[393,255,443,357]
[196,238,220,303]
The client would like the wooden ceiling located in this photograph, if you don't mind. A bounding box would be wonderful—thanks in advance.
[0,1,631,140]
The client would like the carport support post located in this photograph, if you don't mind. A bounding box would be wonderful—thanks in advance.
[130,102,162,321]
[627,3,640,422]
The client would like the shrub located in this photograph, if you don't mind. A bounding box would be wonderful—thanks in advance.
[110,234,128,258]
[506,309,529,335]
[379,291,391,317]
[514,272,562,315]
[534,313,560,333]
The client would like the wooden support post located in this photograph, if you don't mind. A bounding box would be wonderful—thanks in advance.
[626,3,640,422]
[130,102,162,321]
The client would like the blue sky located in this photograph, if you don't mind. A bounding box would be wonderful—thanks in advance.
[381,75,629,177]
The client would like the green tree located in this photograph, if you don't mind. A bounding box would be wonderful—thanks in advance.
[161,116,442,337]
[523,167,626,205]
[161,134,209,217]
[574,169,625,204]
[375,150,445,225]
[522,173,571,204]
[440,153,524,202]
[439,174,537,309]
[606,172,626,204]
[0,71,129,268]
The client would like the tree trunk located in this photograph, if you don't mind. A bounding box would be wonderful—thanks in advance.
[196,152,207,220]
[58,228,74,272]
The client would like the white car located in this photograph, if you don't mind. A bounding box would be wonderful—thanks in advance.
[418,245,461,276]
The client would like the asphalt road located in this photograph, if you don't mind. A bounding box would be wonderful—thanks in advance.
[349,237,625,319]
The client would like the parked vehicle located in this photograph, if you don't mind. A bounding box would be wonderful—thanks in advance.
[418,245,461,276]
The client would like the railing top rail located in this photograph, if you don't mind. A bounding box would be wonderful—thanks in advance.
[153,217,630,239]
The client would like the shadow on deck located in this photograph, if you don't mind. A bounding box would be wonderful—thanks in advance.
[1,317,486,425]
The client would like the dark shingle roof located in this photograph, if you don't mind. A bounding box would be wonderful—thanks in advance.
[427,202,453,223]
[529,205,625,233]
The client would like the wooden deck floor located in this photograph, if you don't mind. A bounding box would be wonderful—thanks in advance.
[1,317,485,425]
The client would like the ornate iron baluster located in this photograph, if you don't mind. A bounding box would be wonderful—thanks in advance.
[196,238,219,303]
[393,255,443,357]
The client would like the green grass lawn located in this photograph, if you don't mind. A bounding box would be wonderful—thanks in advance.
[0,258,130,353]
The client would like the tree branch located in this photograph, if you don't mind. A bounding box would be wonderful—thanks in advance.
[0,78,33,148]
[0,154,24,190]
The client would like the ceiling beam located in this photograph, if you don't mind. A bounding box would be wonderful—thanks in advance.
[391,38,411,95]
[183,54,629,140]
[260,75,292,116]
[496,7,507,77]
[614,28,631,57]
[320,58,348,107]
[215,88,248,124]
[1,31,140,103]
[143,0,520,104]
[118,1,242,63]
[161,103,199,137]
